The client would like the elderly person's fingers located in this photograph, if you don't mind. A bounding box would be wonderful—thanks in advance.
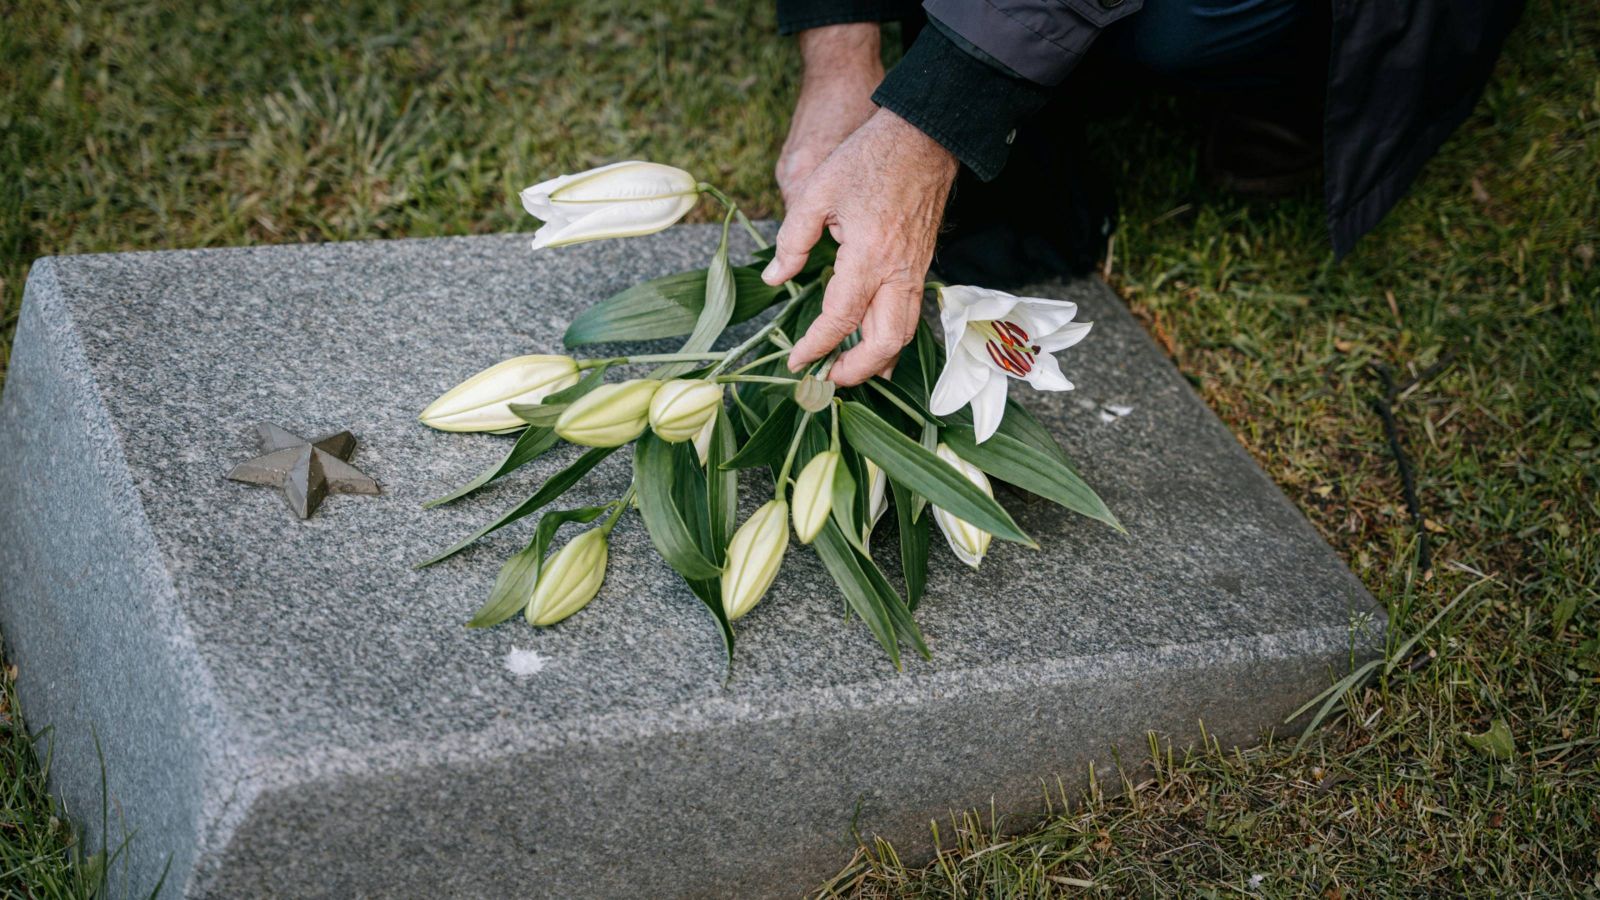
[827,280,922,385]
[787,256,876,370]
[762,199,828,287]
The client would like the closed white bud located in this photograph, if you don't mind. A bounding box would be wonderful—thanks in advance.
[862,458,889,547]
[721,500,789,621]
[419,355,579,432]
[526,529,608,626]
[521,161,700,250]
[931,443,993,569]
[648,379,724,443]
[554,379,659,447]
[691,415,716,466]
[791,452,839,544]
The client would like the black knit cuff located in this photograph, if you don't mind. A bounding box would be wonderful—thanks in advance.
[871,24,1051,181]
[776,0,922,35]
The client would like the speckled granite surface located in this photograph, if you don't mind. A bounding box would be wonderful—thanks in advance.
[0,227,1381,898]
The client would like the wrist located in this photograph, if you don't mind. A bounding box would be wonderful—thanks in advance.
[798,24,883,83]
[870,108,959,179]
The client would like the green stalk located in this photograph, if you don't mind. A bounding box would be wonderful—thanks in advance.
[698,181,800,300]
[578,351,726,369]
[716,374,799,386]
[600,486,636,534]
[864,378,927,425]
[727,348,790,375]
[775,411,813,497]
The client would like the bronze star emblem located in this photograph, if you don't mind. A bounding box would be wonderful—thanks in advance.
[226,423,379,519]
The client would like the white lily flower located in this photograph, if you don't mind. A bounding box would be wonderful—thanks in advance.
[861,459,888,548]
[520,161,700,250]
[930,443,993,570]
[928,285,1092,443]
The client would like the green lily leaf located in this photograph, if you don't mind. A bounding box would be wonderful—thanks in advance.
[839,402,1034,547]
[653,212,738,379]
[721,399,799,469]
[942,425,1121,531]
[422,366,611,509]
[467,505,609,628]
[829,450,871,558]
[419,445,617,567]
[634,432,723,580]
[706,408,738,556]
[890,479,929,608]
[563,267,782,347]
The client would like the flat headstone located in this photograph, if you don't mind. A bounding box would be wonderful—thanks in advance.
[0,227,1381,898]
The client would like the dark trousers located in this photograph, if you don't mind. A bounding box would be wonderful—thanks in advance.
[929,0,1327,286]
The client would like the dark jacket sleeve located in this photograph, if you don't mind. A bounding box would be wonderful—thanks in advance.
[875,0,1142,179]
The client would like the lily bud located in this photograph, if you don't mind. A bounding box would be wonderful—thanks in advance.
[691,416,716,466]
[648,379,724,443]
[791,451,839,543]
[865,459,889,528]
[419,355,580,433]
[526,529,608,626]
[520,161,700,250]
[555,379,660,447]
[721,500,789,621]
[931,443,993,570]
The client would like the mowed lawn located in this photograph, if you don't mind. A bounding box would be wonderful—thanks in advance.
[3,0,1596,896]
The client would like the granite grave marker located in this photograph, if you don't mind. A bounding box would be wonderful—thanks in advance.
[0,227,1381,897]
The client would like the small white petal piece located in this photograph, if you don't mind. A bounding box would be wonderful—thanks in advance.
[504,647,550,676]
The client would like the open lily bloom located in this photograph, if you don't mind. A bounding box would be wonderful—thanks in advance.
[928,285,1092,442]
[520,161,699,250]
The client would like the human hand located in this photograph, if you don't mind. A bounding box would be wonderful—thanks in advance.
[763,108,959,385]
[776,24,884,206]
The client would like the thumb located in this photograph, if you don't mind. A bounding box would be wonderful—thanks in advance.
[762,201,826,286]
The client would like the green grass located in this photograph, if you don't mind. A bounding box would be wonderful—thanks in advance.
[3,0,1597,895]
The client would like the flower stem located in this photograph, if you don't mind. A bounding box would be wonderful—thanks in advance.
[727,348,790,375]
[601,486,635,534]
[579,351,726,369]
[775,411,813,496]
[698,182,801,299]
[707,285,813,376]
[716,374,799,385]
[864,378,928,425]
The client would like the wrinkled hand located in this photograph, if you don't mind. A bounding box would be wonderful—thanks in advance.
[776,25,883,205]
[763,108,958,385]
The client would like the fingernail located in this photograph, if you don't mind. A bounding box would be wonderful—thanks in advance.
[762,260,780,284]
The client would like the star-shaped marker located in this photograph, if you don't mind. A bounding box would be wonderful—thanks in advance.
[226,423,379,519]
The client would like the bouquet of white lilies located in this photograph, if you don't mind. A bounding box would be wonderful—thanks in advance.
[417,161,1120,667]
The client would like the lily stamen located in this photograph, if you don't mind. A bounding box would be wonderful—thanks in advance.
[975,320,1041,377]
